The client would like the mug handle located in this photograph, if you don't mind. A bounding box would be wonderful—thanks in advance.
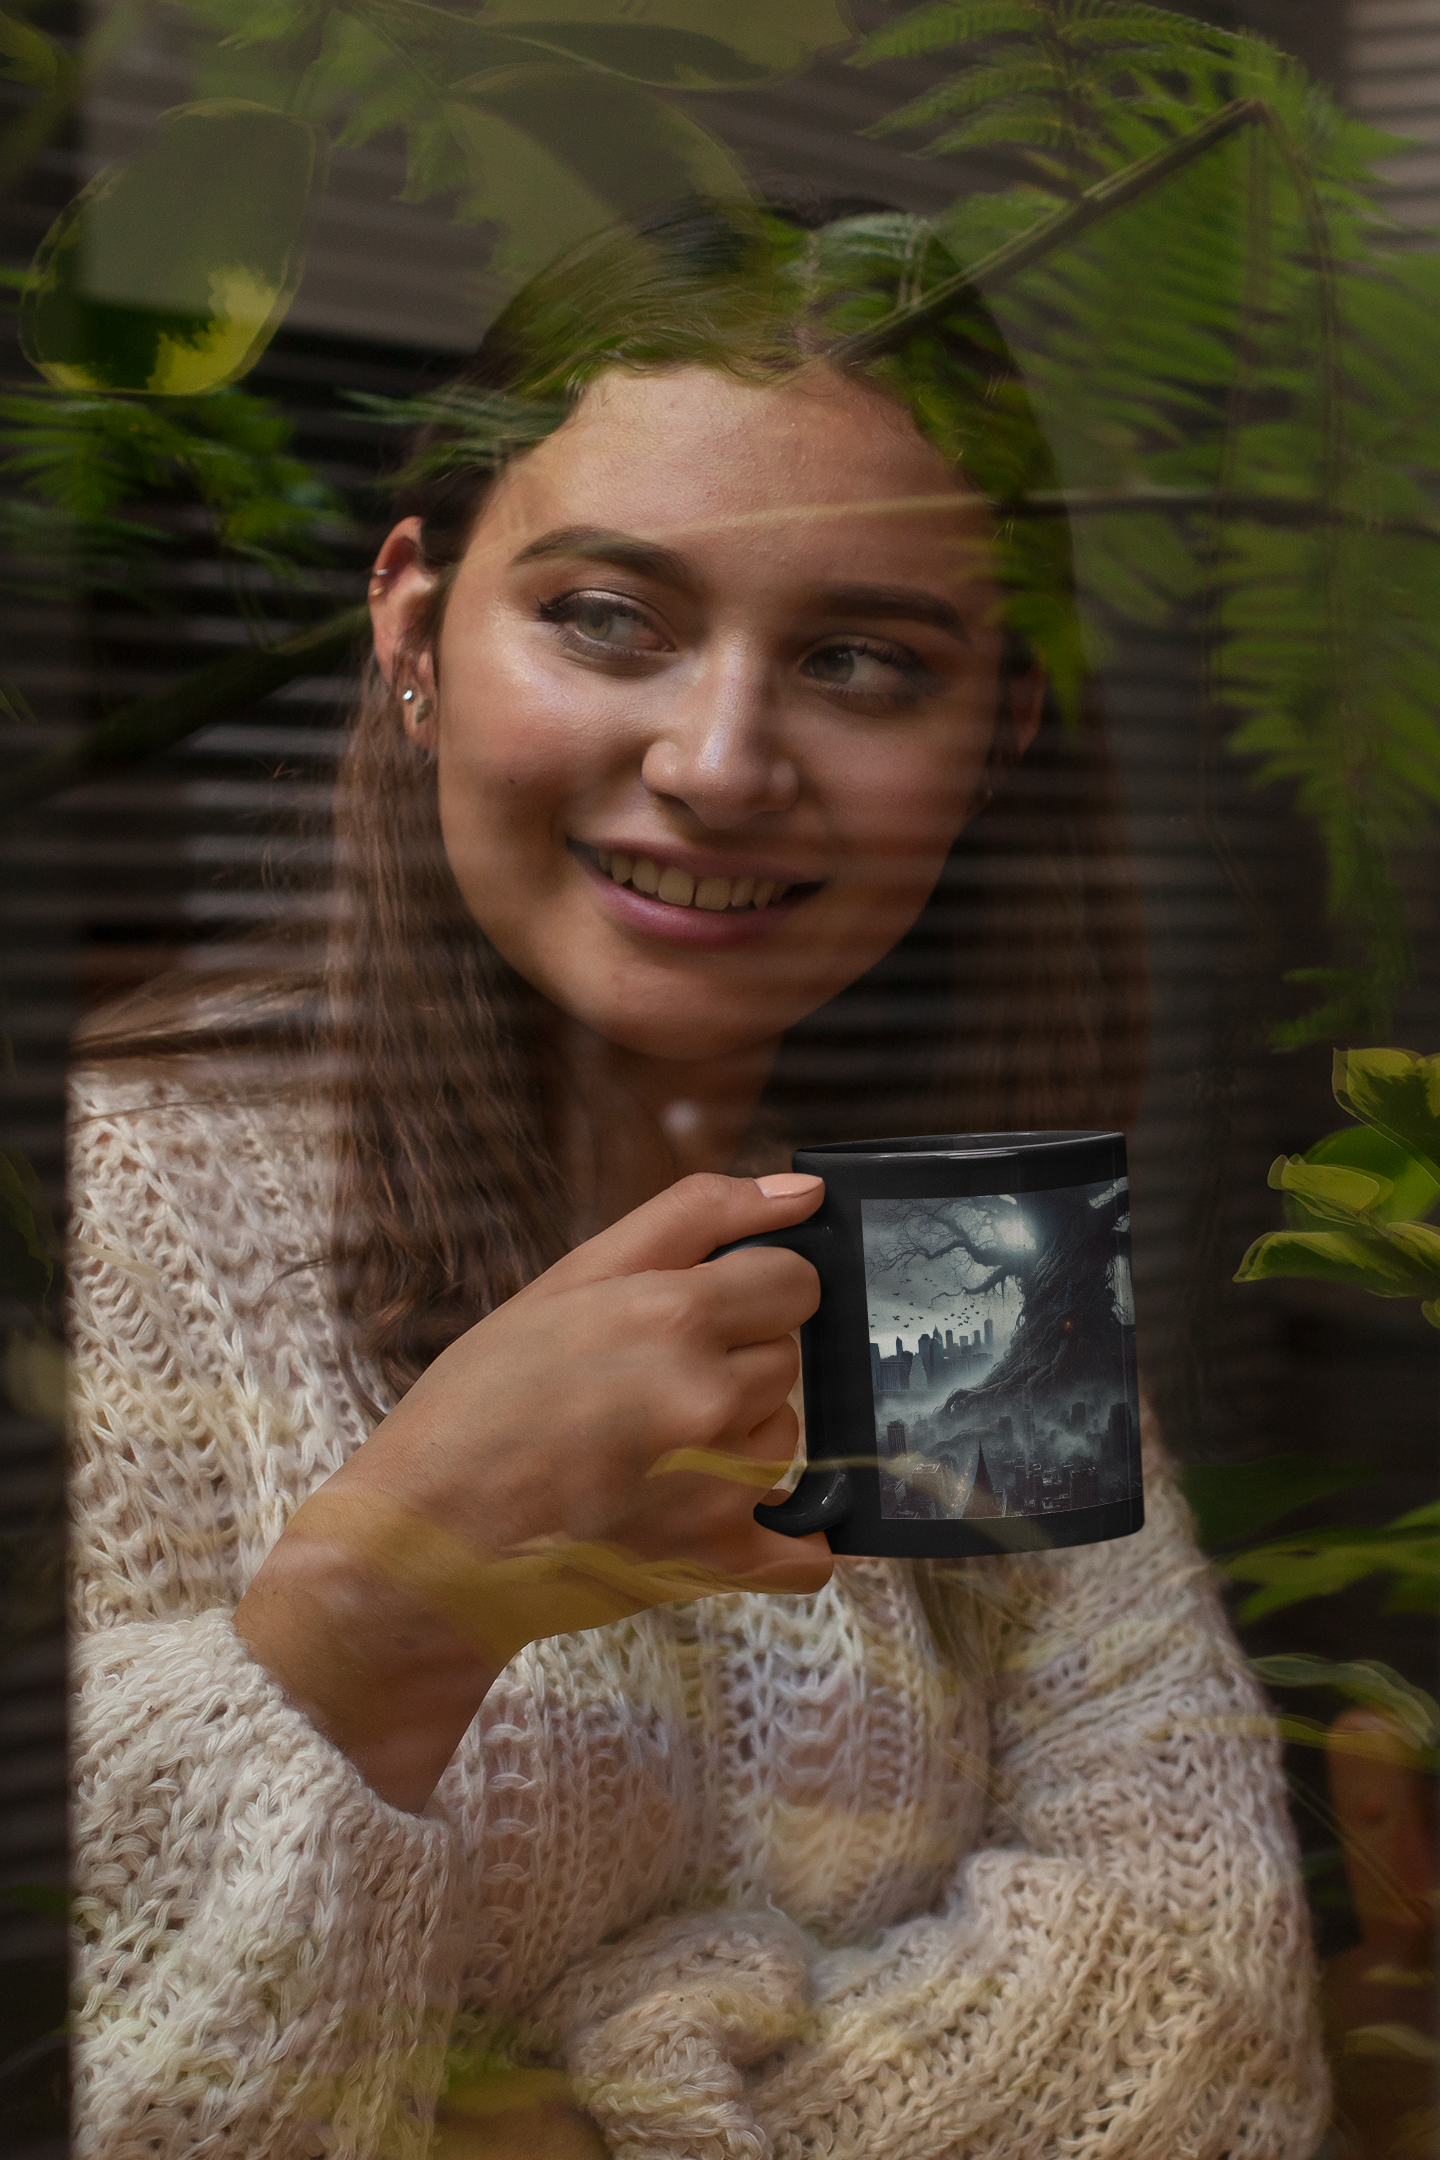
[753,1464,853,1538]
[704,1228,854,1542]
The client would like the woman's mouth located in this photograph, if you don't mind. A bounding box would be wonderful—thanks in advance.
[593,846,793,913]
[569,839,823,944]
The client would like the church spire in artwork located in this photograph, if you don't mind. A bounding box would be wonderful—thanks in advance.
[963,1441,1002,1520]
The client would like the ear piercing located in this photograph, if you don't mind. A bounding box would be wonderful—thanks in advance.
[400,686,432,720]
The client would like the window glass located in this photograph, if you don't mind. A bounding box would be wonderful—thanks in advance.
[2,5,1436,2154]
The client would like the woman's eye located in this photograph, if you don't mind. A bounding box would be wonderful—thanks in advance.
[802,640,935,703]
[539,592,668,656]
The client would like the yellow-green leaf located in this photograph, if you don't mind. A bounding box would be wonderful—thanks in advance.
[1233,1221,1440,1300]
[1333,1048,1440,1185]
[1249,1653,1440,1754]
[0,8,63,91]
[1344,2025,1440,2063]
[1225,1513,1440,1622]
[20,103,323,396]
[1300,1123,1440,1225]
[1267,1152,1390,1221]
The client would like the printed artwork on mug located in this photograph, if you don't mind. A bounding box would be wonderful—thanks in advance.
[862,1179,1141,1523]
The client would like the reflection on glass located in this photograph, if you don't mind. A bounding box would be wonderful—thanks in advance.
[1,6,1436,2159]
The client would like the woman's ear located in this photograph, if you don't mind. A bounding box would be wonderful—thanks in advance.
[973,661,1046,816]
[1009,663,1046,763]
[368,517,440,748]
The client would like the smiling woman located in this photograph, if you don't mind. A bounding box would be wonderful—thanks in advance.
[65,201,1323,2160]
[382,367,1004,1050]
[324,202,1144,1389]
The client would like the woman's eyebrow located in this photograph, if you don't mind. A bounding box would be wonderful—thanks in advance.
[510,525,696,591]
[510,536,972,644]
[805,585,972,644]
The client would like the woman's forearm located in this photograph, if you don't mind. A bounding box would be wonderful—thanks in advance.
[234,1524,501,1813]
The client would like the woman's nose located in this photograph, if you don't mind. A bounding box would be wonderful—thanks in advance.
[638,651,799,828]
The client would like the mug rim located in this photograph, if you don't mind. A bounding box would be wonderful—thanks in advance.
[800,1128,1123,1161]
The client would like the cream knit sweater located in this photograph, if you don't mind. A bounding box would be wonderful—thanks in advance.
[68,1064,1329,2160]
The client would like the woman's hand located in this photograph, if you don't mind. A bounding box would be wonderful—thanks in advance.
[235,1171,829,1810]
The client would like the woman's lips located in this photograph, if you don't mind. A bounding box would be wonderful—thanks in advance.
[569,840,821,946]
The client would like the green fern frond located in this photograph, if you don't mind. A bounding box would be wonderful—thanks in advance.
[868,56,1066,135]
[853,0,1044,66]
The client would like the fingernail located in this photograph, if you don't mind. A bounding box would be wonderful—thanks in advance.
[755,1173,824,1199]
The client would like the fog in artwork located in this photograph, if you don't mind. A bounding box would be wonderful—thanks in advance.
[862,1180,1141,1523]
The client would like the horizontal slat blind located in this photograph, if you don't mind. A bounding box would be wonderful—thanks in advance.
[2,12,1438,2153]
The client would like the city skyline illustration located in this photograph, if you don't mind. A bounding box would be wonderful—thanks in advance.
[865,1257,1023,1371]
[860,1184,1141,1526]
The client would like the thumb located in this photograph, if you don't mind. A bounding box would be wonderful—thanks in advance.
[545,1171,824,1287]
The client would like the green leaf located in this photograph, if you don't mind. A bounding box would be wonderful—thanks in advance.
[326,5,753,281]
[1233,1221,1440,1301]
[1249,1653,1440,1756]
[1292,1124,1440,1227]
[1333,1048,1440,1185]
[854,0,1242,190]
[331,0,847,109]
[20,102,324,395]
[0,384,349,602]
[438,64,749,275]
[0,8,64,91]
[1180,1454,1370,1553]
[468,0,854,86]
[1266,1152,1391,1222]
[165,0,332,52]
[848,6,1440,1034]
[1224,1507,1440,1622]
[0,1152,53,1305]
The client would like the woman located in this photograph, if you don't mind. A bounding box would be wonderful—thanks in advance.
[69,204,1325,2157]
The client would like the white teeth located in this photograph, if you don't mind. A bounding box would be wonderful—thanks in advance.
[657,865,696,906]
[593,847,797,912]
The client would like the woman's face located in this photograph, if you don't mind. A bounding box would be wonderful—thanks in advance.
[373,363,1037,1065]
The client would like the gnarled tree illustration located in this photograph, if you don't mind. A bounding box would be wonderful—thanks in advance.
[867,1185,1132,1432]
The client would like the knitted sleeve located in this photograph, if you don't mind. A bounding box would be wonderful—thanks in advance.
[539,1431,1329,2160]
[744,1432,1329,2160]
[68,1076,467,2160]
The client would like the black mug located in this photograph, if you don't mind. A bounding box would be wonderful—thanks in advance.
[715,1131,1144,1559]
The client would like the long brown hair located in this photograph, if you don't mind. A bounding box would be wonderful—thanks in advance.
[82,201,1147,1404]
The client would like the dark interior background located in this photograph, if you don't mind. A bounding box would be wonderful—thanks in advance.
[2,4,1436,2152]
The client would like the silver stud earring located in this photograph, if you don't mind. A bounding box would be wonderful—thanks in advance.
[400,687,432,721]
